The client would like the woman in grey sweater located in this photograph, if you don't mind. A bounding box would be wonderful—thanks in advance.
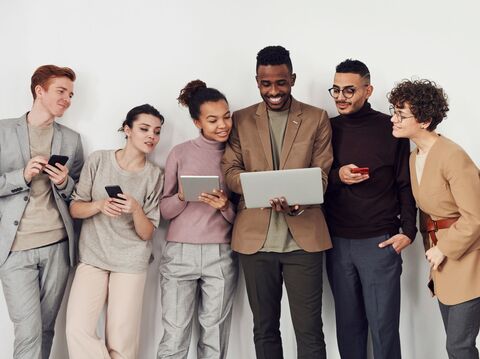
[66,104,164,359]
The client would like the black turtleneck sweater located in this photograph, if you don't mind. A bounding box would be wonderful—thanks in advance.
[324,102,417,241]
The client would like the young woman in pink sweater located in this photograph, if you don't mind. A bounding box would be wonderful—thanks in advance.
[157,80,238,359]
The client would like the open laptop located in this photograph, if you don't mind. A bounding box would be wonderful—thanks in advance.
[239,167,323,209]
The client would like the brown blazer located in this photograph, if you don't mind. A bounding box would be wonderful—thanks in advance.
[221,98,333,254]
[411,135,480,305]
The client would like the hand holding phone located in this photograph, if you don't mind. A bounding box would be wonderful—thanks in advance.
[105,185,124,199]
[47,155,69,168]
[44,155,70,185]
[339,164,369,185]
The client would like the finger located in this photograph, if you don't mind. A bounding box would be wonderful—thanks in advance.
[279,198,289,211]
[378,238,394,248]
[43,167,55,176]
[200,193,219,200]
[32,163,45,171]
[108,203,124,213]
[55,163,68,172]
[112,198,127,204]
[45,164,61,174]
[32,156,48,165]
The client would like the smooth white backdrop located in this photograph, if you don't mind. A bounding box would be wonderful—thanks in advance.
[1,1,479,358]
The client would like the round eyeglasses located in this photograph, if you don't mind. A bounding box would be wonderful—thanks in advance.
[389,106,415,122]
[328,85,368,99]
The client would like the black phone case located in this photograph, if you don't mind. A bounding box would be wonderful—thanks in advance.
[48,155,69,167]
[105,185,123,199]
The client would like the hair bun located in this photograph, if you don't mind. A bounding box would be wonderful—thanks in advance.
[177,80,207,107]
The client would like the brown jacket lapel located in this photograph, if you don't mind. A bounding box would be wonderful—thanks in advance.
[255,102,274,170]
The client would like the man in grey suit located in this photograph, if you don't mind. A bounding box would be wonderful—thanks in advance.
[0,64,84,359]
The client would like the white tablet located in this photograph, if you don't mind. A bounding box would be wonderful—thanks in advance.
[180,175,220,202]
[239,168,323,209]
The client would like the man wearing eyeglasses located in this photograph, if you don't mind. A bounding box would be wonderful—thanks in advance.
[324,59,417,359]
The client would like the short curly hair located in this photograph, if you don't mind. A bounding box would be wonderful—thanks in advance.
[388,79,449,131]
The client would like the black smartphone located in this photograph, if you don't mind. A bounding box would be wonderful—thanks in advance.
[105,185,123,199]
[47,155,69,168]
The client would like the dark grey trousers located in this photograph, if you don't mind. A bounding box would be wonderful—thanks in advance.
[439,296,480,359]
[326,234,402,359]
[239,250,325,359]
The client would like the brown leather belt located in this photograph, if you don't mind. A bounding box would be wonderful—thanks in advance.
[426,216,459,245]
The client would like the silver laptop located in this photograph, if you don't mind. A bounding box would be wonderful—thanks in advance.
[239,167,323,209]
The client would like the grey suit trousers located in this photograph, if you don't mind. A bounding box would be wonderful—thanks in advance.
[0,241,69,359]
[157,242,238,359]
[439,296,480,359]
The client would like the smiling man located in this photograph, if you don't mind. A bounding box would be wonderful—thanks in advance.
[222,46,333,359]
[324,59,417,359]
[0,65,84,359]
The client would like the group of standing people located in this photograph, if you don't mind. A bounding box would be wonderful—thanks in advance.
[0,44,478,359]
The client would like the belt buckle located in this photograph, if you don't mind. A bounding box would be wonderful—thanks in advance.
[432,220,438,232]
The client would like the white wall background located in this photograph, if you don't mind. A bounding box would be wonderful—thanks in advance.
[1,1,479,358]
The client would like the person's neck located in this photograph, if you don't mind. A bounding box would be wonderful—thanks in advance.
[412,131,440,155]
[115,146,146,171]
[27,103,55,128]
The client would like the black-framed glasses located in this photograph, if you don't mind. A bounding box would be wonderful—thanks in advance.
[389,106,415,122]
[328,85,368,99]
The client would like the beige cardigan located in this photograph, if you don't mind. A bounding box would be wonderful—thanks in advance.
[411,135,480,305]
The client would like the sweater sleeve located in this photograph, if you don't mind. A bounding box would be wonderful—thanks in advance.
[394,138,418,241]
[436,148,480,260]
[159,148,188,220]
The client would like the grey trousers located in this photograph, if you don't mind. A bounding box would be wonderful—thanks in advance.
[326,234,402,359]
[0,240,69,359]
[157,242,238,359]
[439,296,480,359]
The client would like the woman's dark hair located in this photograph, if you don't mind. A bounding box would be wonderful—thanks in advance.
[119,104,164,134]
[177,80,227,120]
[388,79,449,131]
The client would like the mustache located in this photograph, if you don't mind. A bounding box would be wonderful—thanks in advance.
[336,101,351,105]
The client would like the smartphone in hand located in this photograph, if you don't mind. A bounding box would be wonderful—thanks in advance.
[105,185,123,199]
[350,167,369,175]
[47,155,69,169]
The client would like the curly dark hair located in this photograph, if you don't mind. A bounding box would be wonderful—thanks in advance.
[388,79,449,131]
[177,79,227,120]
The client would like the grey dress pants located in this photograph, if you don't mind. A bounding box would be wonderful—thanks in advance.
[0,241,69,359]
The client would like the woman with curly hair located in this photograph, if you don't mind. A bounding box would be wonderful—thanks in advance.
[156,80,238,359]
[388,79,480,358]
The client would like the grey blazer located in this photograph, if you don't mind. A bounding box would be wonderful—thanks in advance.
[0,114,84,266]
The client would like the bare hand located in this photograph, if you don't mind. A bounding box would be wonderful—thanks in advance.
[177,181,185,201]
[199,189,229,210]
[339,164,369,185]
[426,246,446,271]
[378,234,412,254]
[96,198,123,217]
[44,163,69,186]
[268,197,300,214]
[23,156,48,183]
[113,193,141,214]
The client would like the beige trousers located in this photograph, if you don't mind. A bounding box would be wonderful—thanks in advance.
[66,263,147,359]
